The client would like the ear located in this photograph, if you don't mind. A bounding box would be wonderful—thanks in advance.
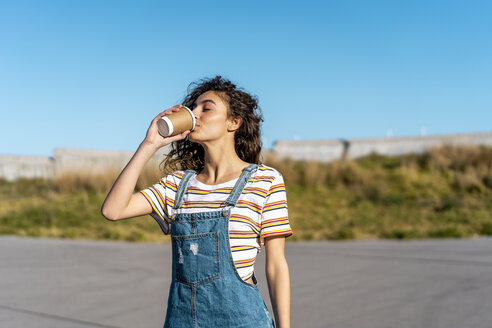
[227,116,243,132]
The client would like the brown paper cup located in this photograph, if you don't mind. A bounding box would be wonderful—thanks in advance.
[157,106,196,137]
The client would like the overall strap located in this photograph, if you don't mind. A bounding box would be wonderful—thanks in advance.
[223,163,259,207]
[173,169,197,210]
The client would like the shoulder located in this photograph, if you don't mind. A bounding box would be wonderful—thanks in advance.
[252,164,284,184]
[158,170,186,186]
[168,170,186,179]
[257,163,283,176]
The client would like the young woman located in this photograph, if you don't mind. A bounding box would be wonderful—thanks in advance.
[101,76,292,328]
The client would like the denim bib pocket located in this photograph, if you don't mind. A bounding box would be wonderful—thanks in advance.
[172,231,220,285]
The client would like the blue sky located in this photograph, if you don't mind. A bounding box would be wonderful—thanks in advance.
[1,0,491,157]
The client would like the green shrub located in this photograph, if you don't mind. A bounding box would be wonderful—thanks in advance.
[2,145,492,242]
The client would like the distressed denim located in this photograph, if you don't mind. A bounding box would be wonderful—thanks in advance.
[163,164,275,328]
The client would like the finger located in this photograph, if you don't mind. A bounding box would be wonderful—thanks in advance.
[167,130,190,142]
[155,110,172,120]
[170,105,182,112]
[159,105,182,117]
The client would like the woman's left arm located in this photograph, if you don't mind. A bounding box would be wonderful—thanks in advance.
[265,235,290,328]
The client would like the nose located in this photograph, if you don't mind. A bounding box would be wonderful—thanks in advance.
[191,108,199,119]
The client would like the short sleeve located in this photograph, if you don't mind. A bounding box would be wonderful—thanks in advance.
[259,172,292,246]
[139,175,172,235]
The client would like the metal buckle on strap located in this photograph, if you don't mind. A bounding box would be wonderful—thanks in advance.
[168,208,175,222]
[221,206,232,217]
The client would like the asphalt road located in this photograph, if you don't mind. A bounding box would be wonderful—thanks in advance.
[1,236,492,328]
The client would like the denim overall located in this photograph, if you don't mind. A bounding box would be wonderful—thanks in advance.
[163,163,275,328]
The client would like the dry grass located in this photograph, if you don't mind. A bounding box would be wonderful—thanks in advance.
[1,144,492,242]
[264,145,492,240]
[50,162,165,194]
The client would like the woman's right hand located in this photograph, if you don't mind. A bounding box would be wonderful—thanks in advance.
[143,104,191,150]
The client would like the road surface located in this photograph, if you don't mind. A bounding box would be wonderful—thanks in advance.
[1,236,492,328]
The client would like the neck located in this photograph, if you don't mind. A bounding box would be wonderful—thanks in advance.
[198,139,249,185]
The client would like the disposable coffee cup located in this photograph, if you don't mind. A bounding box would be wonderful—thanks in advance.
[157,106,196,137]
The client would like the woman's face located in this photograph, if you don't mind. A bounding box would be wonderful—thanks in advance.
[188,91,239,144]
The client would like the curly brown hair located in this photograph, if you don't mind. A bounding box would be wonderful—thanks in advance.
[160,75,264,174]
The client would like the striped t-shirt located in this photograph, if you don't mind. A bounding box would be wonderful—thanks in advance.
[139,164,292,282]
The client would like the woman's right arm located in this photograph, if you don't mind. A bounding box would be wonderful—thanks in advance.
[100,105,190,221]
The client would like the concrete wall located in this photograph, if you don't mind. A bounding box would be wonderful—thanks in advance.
[0,155,54,181]
[273,131,492,162]
[348,132,492,159]
[272,139,345,162]
[0,146,172,182]
[2,131,492,181]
